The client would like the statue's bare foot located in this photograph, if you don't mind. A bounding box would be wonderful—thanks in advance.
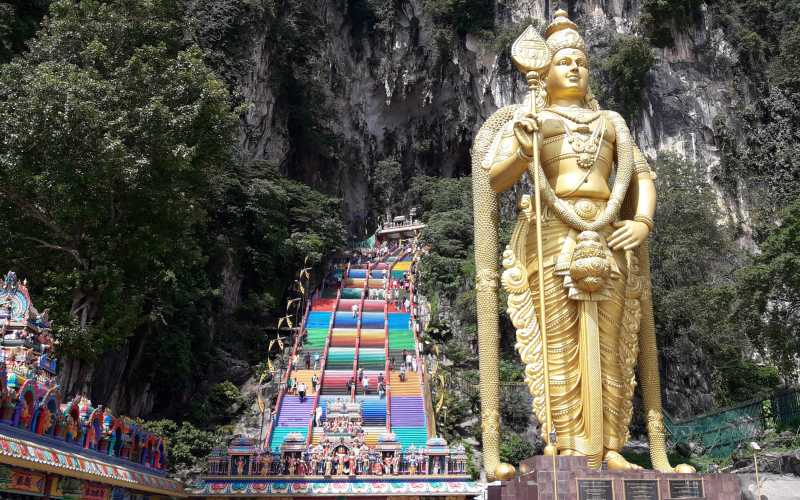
[604,450,643,471]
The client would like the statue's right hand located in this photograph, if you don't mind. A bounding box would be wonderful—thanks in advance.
[513,112,538,158]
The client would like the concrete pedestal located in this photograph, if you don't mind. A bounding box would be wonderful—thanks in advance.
[487,456,741,500]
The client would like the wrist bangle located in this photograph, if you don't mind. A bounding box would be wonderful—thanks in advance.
[633,214,654,231]
[517,147,533,162]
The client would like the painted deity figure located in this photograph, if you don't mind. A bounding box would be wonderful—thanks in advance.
[473,10,693,476]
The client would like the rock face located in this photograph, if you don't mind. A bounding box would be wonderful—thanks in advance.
[229,0,733,416]
[63,1,742,418]
[235,1,739,231]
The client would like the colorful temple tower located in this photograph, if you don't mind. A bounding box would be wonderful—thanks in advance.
[194,229,481,498]
[0,271,183,499]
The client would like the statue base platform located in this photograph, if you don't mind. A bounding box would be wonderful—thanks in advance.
[487,456,741,500]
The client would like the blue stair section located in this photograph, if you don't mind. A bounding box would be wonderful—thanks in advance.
[307,311,332,329]
[348,269,368,279]
[333,312,358,329]
[360,312,384,329]
[356,395,387,426]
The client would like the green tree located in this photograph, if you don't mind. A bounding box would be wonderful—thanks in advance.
[649,154,775,404]
[499,431,535,467]
[425,0,494,35]
[0,0,236,361]
[595,35,654,121]
[736,197,800,378]
[142,419,224,472]
[0,1,50,62]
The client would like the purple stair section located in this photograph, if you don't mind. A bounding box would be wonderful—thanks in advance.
[276,396,314,427]
[390,396,426,427]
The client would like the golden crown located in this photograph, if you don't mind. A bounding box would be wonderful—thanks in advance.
[544,9,586,56]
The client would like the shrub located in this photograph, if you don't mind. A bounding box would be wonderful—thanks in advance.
[499,431,535,467]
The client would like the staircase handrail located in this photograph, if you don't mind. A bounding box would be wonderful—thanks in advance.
[384,257,393,432]
[407,244,434,439]
[264,291,312,449]
[304,275,343,446]
[351,262,370,400]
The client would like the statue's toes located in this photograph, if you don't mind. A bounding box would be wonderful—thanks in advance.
[604,451,642,471]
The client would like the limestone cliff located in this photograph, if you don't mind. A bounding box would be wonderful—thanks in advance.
[222,0,747,416]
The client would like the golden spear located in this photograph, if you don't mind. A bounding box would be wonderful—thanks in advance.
[511,25,556,456]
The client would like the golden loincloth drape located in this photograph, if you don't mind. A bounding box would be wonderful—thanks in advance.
[524,198,639,459]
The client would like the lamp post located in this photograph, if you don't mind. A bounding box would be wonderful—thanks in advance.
[749,441,762,499]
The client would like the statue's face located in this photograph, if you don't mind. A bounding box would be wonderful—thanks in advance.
[546,48,589,101]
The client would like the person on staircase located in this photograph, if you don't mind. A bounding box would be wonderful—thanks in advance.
[315,404,323,427]
[362,375,370,395]
[311,372,319,394]
[351,303,359,319]
[298,381,307,402]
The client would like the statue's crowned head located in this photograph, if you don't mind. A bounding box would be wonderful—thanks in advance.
[543,9,598,110]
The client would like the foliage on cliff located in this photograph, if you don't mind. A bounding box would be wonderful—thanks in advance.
[0,0,343,421]
[0,1,49,63]
[736,198,800,379]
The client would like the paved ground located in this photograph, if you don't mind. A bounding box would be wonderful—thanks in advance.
[739,473,800,499]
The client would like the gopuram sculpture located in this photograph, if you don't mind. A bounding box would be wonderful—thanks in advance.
[472,10,694,479]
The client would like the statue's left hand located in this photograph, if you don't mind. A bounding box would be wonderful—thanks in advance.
[608,220,649,250]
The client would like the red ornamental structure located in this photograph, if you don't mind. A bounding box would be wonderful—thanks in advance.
[0,271,184,498]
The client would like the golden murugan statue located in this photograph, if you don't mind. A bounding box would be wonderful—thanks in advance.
[472,10,694,478]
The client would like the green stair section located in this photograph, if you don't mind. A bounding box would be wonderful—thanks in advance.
[340,288,362,299]
[305,327,328,350]
[268,427,307,452]
[357,348,385,370]
[326,347,356,369]
[393,427,428,450]
[389,330,415,351]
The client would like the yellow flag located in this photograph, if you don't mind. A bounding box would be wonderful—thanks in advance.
[256,394,266,413]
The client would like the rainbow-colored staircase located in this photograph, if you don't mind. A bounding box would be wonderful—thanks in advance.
[266,250,430,453]
[200,237,480,498]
